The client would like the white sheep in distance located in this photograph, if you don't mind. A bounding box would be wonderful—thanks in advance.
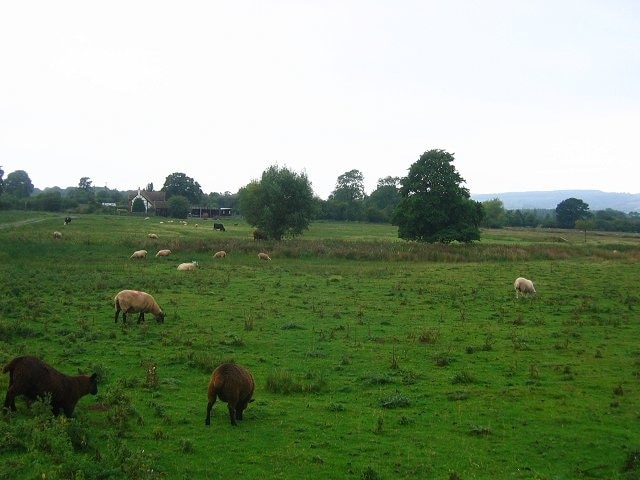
[156,249,171,257]
[53,231,63,239]
[177,261,198,271]
[114,289,165,324]
[213,250,227,258]
[258,252,271,261]
[514,277,536,297]
[130,250,148,259]
[148,233,159,239]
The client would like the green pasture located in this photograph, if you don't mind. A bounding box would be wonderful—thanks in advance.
[0,213,639,479]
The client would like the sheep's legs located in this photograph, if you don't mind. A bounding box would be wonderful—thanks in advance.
[227,405,238,426]
[205,398,216,425]
[3,390,17,412]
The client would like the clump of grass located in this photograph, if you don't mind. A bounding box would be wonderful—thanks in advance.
[281,322,304,330]
[447,391,470,401]
[265,369,326,394]
[623,449,640,472]
[418,327,440,344]
[362,466,381,480]
[328,402,345,412]
[220,333,244,347]
[469,424,492,436]
[379,392,410,409]
[178,438,194,454]
[451,370,477,385]
[362,374,394,385]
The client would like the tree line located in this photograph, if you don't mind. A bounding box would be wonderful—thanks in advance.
[2,150,639,242]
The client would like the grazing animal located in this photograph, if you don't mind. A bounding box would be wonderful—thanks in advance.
[213,223,226,232]
[258,252,271,261]
[253,229,268,240]
[177,261,198,271]
[155,249,171,257]
[514,277,536,297]
[64,216,72,225]
[114,289,165,324]
[53,231,63,239]
[130,249,148,259]
[3,356,98,418]
[205,363,255,426]
[213,250,226,258]
[148,233,159,239]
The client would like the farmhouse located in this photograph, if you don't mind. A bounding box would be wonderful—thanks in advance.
[128,189,168,216]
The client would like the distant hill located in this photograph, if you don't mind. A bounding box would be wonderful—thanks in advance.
[471,190,640,213]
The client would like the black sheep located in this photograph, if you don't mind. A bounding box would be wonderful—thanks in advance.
[205,363,254,426]
[3,356,98,418]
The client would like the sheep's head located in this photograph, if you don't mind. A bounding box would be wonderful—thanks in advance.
[156,311,165,323]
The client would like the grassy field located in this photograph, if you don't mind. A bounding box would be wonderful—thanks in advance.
[0,212,639,480]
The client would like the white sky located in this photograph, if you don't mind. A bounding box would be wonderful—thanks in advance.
[1,1,639,199]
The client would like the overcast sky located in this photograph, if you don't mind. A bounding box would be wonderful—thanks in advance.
[1,1,638,199]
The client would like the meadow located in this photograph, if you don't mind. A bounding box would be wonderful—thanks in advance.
[0,212,639,480]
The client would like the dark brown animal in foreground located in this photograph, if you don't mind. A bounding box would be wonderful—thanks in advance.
[3,356,98,417]
[205,363,254,426]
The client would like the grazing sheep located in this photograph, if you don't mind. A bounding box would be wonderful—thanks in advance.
[213,250,226,258]
[148,233,159,239]
[177,261,198,271]
[205,363,255,426]
[114,289,165,324]
[253,229,268,240]
[3,355,98,418]
[514,277,536,297]
[155,249,171,257]
[64,216,72,225]
[258,252,271,261]
[130,249,148,259]
[53,231,63,239]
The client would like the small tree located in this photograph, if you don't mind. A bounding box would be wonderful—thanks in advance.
[556,198,590,229]
[239,165,314,240]
[393,149,483,243]
[167,195,191,219]
[131,197,146,213]
[481,198,506,228]
[4,170,34,198]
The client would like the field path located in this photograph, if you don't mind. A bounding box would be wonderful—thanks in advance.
[0,217,52,229]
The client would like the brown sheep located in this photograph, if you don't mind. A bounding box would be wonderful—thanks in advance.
[3,356,98,418]
[258,252,271,261]
[213,250,226,258]
[205,363,254,426]
[114,289,165,324]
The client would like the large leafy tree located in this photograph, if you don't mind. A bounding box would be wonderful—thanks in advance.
[393,149,483,243]
[162,172,203,204]
[238,165,314,240]
[4,170,34,198]
[555,197,590,229]
[327,169,366,221]
[481,198,507,228]
[365,176,401,222]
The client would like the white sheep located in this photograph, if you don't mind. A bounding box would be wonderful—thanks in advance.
[213,250,227,258]
[130,250,148,259]
[114,289,165,324]
[177,261,198,271]
[148,233,159,239]
[258,252,271,261]
[156,249,171,257]
[514,277,536,297]
[53,231,63,239]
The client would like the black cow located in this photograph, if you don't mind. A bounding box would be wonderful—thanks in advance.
[213,223,225,232]
[64,217,72,225]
